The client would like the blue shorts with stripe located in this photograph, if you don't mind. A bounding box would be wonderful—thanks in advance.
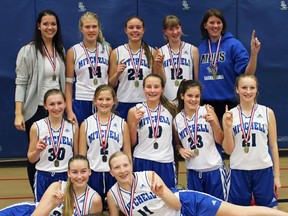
[88,170,116,203]
[133,157,176,188]
[116,102,138,121]
[187,163,227,200]
[172,189,222,216]
[73,99,96,125]
[35,170,67,202]
[227,166,278,207]
[0,202,36,216]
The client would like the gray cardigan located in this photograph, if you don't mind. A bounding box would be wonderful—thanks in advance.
[15,43,66,121]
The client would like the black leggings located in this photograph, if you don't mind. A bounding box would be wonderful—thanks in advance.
[24,106,47,193]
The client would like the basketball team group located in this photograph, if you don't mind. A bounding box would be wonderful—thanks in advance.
[1,6,288,216]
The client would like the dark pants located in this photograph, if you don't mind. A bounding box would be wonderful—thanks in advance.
[24,106,47,193]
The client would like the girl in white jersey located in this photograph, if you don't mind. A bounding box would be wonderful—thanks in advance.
[108,16,163,120]
[157,15,199,101]
[66,12,112,125]
[79,84,131,207]
[222,74,281,207]
[107,151,181,216]
[107,151,288,216]
[28,89,78,202]
[174,79,226,200]
[127,74,177,188]
[32,155,102,216]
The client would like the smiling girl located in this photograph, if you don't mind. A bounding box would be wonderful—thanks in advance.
[79,84,131,206]
[127,74,177,188]
[157,15,199,101]
[174,79,226,200]
[65,12,112,125]
[27,89,78,202]
[32,155,102,216]
[222,74,281,207]
[109,16,162,120]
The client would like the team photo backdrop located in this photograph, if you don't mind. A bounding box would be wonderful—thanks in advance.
[0,0,287,158]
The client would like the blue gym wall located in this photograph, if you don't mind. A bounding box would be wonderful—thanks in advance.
[0,0,287,158]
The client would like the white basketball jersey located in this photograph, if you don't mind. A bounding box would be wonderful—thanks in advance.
[109,171,178,216]
[229,104,273,170]
[160,42,194,100]
[73,42,110,101]
[174,106,222,170]
[85,114,124,172]
[35,118,74,173]
[50,181,98,216]
[133,103,174,163]
[115,44,152,103]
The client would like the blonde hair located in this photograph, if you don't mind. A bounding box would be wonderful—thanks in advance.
[108,151,131,169]
[62,155,90,215]
[79,12,106,46]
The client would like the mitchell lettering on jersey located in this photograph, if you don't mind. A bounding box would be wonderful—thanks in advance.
[200,52,225,63]
[179,124,209,140]
[124,58,149,68]
[163,57,191,67]
[139,116,171,128]
[45,136,73,147]
[87,130,120,143]
[233,122,266,135]
[125,192,157,211]
[78,56,108,68]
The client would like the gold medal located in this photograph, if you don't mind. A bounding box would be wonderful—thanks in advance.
[244,146,249,153]
[175,80,179,86]
[102,155,107,162]
[153,142,158,149]
[54,159,59,167]
[52,74,57,81]
[93,78,98,86]
[135,80,139,87]
[194,148,199,156]
[212,71,217,79]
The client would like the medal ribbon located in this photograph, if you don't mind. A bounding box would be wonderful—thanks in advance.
[43,45,56,72]
[127,44,143,80]
[116,175,137,216]
[46,118,65,159]
[237,104,257,144]
[208,36,222,68]
[95,114,112,153]
[81,42,99,77]
[182,107,199,148]
[168,42,183,80]
[73,186,90,216]
[145,102,161,142]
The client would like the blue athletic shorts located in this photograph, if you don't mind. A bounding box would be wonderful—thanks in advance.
[88,170,116,203]
[133,157,176,188]
[173,189,222,216]
[187,163,227,200]
[116,102,138,121]
[73,99,96,125]
[0,202,36,216]
[35,170,67,202]
[227,167,278,207]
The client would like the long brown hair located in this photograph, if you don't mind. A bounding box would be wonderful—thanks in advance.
[176,79,202,113]
[143,74,177,117]
[125,16,154,67]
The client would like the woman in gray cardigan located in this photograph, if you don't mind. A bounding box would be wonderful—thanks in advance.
[14,9,66,193]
